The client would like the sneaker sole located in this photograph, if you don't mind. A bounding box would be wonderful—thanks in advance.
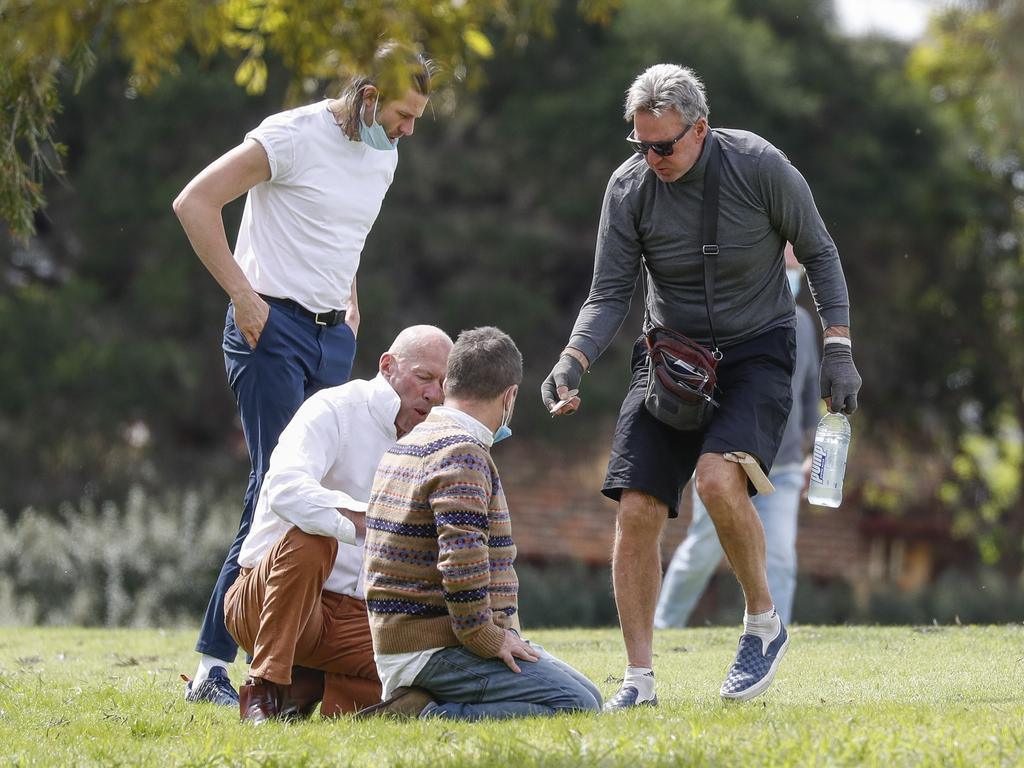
[603,695,658,712]
[720,633,790,703]
[182,678,239,707]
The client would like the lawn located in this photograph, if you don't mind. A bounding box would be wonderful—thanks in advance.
[0,625,1021,766]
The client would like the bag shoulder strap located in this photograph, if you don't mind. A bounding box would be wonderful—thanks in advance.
[641,129,723,359]
[702,131,722,358]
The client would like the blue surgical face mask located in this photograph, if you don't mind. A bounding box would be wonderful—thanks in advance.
[786,268,803,299]
[493,391,515,444]
[358,96,397,151]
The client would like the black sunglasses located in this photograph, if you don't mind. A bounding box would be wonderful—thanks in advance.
[626,123,693,157]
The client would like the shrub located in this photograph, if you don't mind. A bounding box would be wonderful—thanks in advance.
[0,487,237,626]
[2,489,1021,628]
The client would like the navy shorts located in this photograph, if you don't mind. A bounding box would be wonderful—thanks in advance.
[602,325,796,517]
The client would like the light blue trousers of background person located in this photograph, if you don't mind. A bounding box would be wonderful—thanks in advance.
[412,644,603,720]
[654,469,803,627]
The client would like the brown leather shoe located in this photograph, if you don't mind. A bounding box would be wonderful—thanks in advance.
[354,686,435,719]
[239,677,283,724]
[240,668,326,723]
[279,666,324,720]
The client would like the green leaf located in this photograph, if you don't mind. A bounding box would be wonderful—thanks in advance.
[463,28,494,59]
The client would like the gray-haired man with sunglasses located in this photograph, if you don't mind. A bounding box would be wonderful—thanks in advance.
[542,63,860,708]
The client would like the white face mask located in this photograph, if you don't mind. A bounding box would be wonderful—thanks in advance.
[358,95,397,151]
[786,268,803,299]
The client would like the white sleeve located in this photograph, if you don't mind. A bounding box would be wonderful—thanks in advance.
[263,395,360,546]
[245,117,296,182]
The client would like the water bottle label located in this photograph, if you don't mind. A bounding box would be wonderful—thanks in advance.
[811,444,825,483]
[811,443,840,489]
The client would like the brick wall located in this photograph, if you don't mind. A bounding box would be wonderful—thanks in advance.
[498,440,866,580]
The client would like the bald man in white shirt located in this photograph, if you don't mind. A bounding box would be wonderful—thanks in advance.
[224,326,453,723]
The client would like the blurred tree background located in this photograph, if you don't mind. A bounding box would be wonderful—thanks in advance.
[1,0,1022,623]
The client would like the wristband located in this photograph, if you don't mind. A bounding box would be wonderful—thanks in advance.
[824,336,852,348]
[561,347,589,371]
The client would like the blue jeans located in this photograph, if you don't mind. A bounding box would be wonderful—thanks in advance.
[655,470,802,627]
[412,645,602,720]
[194,300,356,663]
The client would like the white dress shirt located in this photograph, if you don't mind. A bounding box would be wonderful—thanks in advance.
[238,374,400,597]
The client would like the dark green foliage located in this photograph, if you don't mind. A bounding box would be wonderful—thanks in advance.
[0,0,1021,582]
[0,56,285,510]
[868,568,1024,625]
[661,574,856,627]
[515,561,619,627]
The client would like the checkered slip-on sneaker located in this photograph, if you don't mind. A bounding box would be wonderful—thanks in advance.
[720,623,789,702]
[182,667,240,707]
[603,685,658,711]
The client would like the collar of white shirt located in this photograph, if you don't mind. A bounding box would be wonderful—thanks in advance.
[370,373,402,439]
[429,405,495,447]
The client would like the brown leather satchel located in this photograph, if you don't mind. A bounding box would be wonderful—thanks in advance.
[641,131,723,431]
[644,326,719,431]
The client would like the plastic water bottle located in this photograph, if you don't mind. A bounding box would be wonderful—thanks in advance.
[808,412,851,507]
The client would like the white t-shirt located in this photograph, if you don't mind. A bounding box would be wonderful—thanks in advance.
[233,101,399,313]
[238,374,400,597]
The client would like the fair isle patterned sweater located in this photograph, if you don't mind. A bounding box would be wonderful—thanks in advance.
[364,411,520,658]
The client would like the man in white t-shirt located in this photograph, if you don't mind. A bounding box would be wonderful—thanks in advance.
[173,43,433,706]
[224,325,452,722]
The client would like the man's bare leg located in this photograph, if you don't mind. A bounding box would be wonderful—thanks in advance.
[696,453,789,701]
[607,489,666,709]
[694,453,772,613]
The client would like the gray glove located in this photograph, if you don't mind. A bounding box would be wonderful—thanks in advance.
[819,343,862,414]
[541,353,584,411]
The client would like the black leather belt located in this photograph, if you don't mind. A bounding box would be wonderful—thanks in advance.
[259,294,346,327]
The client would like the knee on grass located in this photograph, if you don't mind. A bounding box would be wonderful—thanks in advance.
[553,687,602,715]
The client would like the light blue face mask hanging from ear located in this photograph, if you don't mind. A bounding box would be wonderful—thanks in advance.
[359,94,397,151]
[493,390,515,444]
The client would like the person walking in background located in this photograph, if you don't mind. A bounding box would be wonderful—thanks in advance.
[655,246,820,628]
[225,326,451,722]
[359,327,602,720]
[541,63,861,708]
[173,43,433,706]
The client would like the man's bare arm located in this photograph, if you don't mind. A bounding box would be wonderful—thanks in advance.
[173,139,272,348]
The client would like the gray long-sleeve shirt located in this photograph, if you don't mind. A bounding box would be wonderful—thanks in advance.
[568,129,850,363]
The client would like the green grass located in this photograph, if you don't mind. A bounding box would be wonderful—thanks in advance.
[0,625,1022,767]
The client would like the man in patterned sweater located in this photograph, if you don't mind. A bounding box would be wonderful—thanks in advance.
[359,326,602,719]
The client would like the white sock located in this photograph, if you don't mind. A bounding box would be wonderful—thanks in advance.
[623,665,656,702]
[743,607,781,653]
[193,654,229,685]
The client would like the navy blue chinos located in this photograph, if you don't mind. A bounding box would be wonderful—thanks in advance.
[194,300,356,663]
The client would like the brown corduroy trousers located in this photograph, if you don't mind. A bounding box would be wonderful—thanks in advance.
[224,526,381,716]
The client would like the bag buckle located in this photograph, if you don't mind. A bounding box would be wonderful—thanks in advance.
[702,244,719,256]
